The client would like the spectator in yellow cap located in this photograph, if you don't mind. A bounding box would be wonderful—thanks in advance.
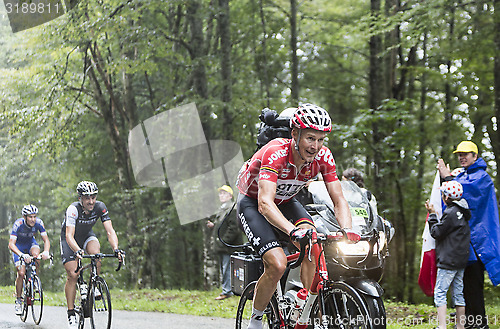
[437,140,500,329]
[206,185,242,300]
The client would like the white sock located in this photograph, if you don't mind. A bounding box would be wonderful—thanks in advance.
[247,307,264,329]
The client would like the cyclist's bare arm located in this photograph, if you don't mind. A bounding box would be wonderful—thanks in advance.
[66,226,82,255]
[40,233,50,258]
[258,179,296,235]
[8,236,23,257]
[325,180,353,229]
[102,220,121,258]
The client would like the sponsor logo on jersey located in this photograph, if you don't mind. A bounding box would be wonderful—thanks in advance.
[260,173,271,180]
[280,168,291,178]
[316,148,335,166]
[275,179,305,199]
[267,149,287,165]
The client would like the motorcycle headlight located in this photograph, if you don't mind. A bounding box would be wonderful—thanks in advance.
[333,231,387,256]
[335,240,371,256]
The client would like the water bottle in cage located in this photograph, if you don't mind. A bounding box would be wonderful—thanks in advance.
[289,288,307,325]
[80,283,88,300]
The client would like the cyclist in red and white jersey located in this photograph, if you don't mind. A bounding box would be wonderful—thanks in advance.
[236,103,360,329]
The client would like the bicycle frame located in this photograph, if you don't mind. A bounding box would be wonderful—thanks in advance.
[19,254,52,325]
[74,252,123,329]
[236,231,386,329]
[284,232,328,329]
[76,253,123,285]
[20,258,38,307]
[273,231,372,329]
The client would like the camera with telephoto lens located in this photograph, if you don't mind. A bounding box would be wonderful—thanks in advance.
[256,108,292,149]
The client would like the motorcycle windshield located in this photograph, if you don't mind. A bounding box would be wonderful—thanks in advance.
[308,180,375,233]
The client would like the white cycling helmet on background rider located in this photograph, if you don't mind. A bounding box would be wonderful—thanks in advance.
[290,103,332,133]
[22,204,38,216]
[76,181,99,196]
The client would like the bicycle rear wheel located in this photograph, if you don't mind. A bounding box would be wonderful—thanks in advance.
[20,280,29,322]
[309,281,379,329]
[31,275,43,324]
[89,277,112,329]
[235,281,281,329]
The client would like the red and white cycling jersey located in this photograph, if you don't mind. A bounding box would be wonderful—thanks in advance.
[236,138,338,204]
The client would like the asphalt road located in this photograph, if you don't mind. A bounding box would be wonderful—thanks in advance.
[0,303,235,329]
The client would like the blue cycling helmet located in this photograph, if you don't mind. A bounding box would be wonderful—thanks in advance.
[22,204,38,216]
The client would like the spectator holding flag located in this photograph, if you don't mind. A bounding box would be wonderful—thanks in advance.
[425,181,470,329]
[437,141,500,329]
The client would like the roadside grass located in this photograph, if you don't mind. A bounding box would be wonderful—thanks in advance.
[1,285,498,328]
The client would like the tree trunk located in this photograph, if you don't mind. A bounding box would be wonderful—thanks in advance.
[368,0,385,195]
[218,0,233,140]
[258,0,271,106]
[187,0,211,138]
[440,2,456,160]
[186,0,217,289]
[290,0,299,103]
[86,42,140,285]
[407,35,428,304]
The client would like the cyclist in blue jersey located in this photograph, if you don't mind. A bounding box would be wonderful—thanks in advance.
[60,181,123,329]
[8,204,51,315]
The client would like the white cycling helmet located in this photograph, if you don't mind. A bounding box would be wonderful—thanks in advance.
[440,181,463,200]
[290,103,332,132]
[22,204,38,216]
[76,181,99,196]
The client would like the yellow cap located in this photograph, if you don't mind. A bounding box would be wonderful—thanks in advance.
[453,141,478,154]
[218,185,233,196]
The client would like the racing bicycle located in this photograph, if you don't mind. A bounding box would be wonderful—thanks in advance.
[19,254,53,325]
[74,252,124,329]
[235,230,386,329]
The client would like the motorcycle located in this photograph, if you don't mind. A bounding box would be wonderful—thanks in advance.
[285,180,395,299]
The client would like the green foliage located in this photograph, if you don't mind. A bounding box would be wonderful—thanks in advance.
[0,0,499,305]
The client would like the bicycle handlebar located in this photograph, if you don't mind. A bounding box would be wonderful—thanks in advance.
[19,253,54,266]
[74,252,125,273]
[289,230,315,269]
[287,229,377,269]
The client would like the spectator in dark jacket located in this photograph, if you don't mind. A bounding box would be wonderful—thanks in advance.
[425,180,470,329]
[207,185,243,300]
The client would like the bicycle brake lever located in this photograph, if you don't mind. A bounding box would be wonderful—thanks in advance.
[307,239,313,262]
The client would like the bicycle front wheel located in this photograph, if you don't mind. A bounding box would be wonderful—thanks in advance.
[20,280,28,322]
[310,281,379,329]
[235,281,281,329]
[31,275,43,324]
[89,277,112,329]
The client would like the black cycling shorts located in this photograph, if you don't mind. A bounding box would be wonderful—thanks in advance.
[60,233,99,264]
[237,194,314,256]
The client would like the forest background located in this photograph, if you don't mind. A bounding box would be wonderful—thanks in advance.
[0,0,499,305]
